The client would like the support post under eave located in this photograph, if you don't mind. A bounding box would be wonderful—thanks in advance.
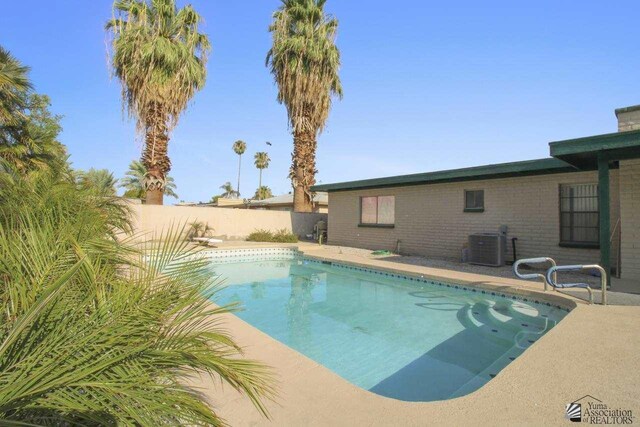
[598,153,611,288]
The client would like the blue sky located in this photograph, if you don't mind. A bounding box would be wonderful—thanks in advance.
[1,1,638,203]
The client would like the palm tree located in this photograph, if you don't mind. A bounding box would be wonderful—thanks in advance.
[120,160,178,200]
[106,0,211,205]
[233,140,246,196]
[254,152,271,199]
[76,168,118,196]
[219,181,238,198]
[0,46,32,125]
[254,185,273,200]
[0,49,67,178]
[0,175,273,425]
[266,0,342,212]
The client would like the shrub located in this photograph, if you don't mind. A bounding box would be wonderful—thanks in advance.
[247,228,298,243]
[273,228,299,243]
[246,229,274,242]
[187,220,214,240]
[0,175,274,425]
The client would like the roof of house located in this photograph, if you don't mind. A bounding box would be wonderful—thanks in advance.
[248,192,328,206]
[312,128,640,193]
[311,158,578,192]
[549,129,640,169]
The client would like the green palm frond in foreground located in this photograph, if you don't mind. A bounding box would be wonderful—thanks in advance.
[0,176,274,426]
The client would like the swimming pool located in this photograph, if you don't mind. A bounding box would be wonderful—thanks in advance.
[210,250,568,402]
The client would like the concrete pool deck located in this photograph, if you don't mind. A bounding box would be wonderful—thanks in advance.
[189,243,640,426]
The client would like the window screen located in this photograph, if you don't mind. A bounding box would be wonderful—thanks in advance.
[360,196,395,225]
[464,190,484,211]
[560,183,599,245]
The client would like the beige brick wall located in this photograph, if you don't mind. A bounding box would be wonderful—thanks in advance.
[616,108,640,132]
[327,170,621,267]
[619,159,640,280]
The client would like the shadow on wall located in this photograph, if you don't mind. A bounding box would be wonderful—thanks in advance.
[290,211,327,238]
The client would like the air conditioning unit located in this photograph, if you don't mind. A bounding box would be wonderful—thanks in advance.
[468,233,507,267]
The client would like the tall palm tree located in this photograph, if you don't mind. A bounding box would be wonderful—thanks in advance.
[232,140,246,196]
[106,0,211,205]
[219,181,238,198]
[120,160,178,200]
[254,152,270,199]
[266,0,342,212]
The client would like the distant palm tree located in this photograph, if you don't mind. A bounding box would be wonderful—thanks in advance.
[266,0,342,212]
[254,152,271,199]
[254,186,273,200]
[233,140,247,196]
[120,160,178,200]
[219,181,239,198]
[106,0,211,205]
[77,168,118,196]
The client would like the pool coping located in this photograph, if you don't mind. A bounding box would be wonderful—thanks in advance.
[186,243,640,426]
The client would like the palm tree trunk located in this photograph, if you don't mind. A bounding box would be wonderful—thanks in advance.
[258,170,263,199]
[237,154,242,196]
[291,130,316,212]
[142,104,170,205]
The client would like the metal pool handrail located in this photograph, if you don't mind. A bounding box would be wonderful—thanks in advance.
[546,264,606,306]
[513,257,557,291]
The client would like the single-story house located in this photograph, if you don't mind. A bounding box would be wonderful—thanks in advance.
[312,106,640,288]
[245,192,329,213]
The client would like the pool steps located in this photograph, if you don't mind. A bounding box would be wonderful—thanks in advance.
[451,302,554,399]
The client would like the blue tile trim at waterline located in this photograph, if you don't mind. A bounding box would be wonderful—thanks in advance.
[201,248,571,313]
[300,257,571,313]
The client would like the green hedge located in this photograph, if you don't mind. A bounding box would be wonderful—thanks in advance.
[246,228,298,243]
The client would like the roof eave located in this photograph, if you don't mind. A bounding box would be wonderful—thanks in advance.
[311,158,577,192]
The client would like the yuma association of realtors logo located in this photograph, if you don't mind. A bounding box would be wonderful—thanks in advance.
[565,395,634,424]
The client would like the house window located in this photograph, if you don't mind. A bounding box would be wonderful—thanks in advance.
[464,190,484,212]
[360,196,395,226]
[560,183,599,247]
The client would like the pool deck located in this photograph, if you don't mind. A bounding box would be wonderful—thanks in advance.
[188,242,640,426]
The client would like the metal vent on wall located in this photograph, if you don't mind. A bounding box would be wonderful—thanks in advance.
[468,233,507,267]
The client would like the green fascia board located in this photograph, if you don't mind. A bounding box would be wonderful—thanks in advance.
[549,129,640,157]
[311,158,578,192]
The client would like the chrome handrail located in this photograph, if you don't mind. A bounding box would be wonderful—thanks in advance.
[546,264,607,305]
[513,257,557,291]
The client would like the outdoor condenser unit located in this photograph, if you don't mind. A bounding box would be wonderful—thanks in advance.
[468,233,507,267]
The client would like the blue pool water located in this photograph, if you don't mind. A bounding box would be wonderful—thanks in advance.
[212,255,568,402]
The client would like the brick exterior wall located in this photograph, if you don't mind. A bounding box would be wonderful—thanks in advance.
[327,170,622,269]
[616,107,640,132]
[619,159,640,280]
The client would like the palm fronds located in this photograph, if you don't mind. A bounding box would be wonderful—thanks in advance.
[0,176,274,425]
[0,46,32,125]
[266,0,342,211]
[266,0,342,135]
[106,0,211,202]
[120,160,179,200]
[76,168,118,196]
